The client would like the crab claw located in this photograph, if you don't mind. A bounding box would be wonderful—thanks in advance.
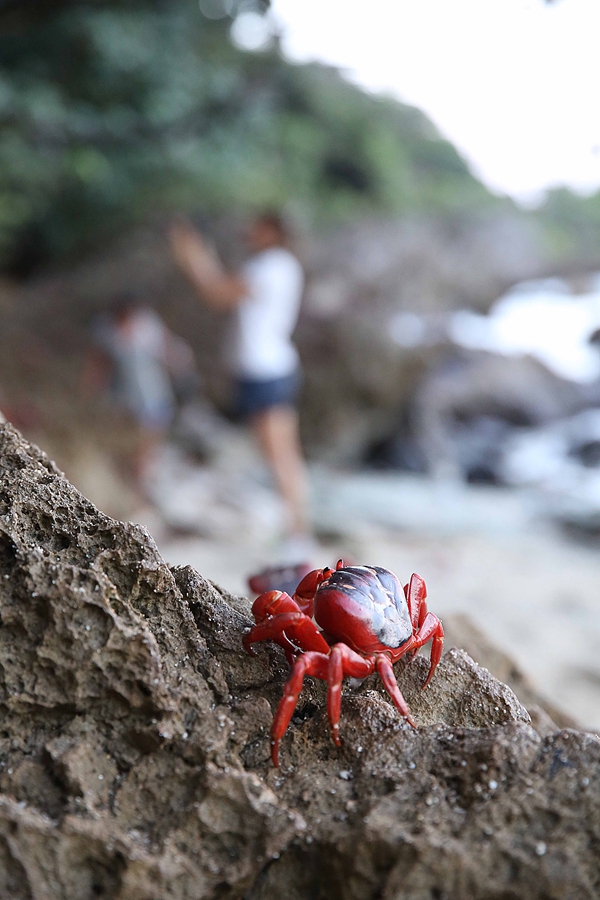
[294,568,330,614]
[251,590,298,623]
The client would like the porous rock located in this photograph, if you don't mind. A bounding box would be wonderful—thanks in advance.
[0,422,599,899]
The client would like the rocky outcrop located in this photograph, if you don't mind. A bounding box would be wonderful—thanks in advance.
[0,421,599,899]
[441,613,578,735]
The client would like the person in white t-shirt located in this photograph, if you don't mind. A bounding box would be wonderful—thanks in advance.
[170,212,312,554]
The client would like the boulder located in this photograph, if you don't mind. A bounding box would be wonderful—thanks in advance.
[0,421,599,899]
[441,613,578,734]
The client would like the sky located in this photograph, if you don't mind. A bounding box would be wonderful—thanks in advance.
[268,0,600,204]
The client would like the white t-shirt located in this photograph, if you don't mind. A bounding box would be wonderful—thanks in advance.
[227,247,304,380]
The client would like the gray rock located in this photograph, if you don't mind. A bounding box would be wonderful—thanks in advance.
[0,421,599,899]
[442,613,578,733]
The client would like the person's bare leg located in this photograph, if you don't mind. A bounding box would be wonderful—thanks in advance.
[251,405,310,536]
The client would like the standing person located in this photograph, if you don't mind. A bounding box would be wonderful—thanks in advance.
[170,212,313,558]
[84,294,194,492]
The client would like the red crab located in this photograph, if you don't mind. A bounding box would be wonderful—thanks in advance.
[244,560,444,765]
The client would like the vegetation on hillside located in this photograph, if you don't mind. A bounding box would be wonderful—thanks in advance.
[0,0,597,277]
[0,0,498,276]
[537,188,600,261]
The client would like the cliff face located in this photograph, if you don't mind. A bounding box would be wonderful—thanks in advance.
[0,421,599,900]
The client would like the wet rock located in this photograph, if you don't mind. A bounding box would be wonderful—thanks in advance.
[413,349,584,481]
[1,421,600,899]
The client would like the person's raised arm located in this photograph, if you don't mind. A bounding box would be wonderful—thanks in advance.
[170,222,247,311]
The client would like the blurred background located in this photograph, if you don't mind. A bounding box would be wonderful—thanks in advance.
[1,0,600,728]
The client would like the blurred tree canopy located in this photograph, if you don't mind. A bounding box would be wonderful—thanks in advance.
[0,0,596,277]
[537,187,600,260]
[0,0,497,276]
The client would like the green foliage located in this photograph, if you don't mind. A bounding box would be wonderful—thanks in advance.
[536,187,600,259]
[0,0,496,274]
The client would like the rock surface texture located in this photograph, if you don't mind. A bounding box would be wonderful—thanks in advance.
[0,422,599,899]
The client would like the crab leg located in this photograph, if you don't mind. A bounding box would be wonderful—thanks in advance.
[405,573,427,631]
[411,613,444,689]
[375,655,417,727]
[327,644,375,747]
[243,612,330,657]
[270,651,330,765]
[276,633,302,667]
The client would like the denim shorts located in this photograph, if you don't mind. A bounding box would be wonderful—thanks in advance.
[235,370,301,419]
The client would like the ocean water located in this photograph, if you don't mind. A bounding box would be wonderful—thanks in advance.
[450,274,600,383]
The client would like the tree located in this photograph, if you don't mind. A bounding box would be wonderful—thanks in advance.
[0,0,503,275]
